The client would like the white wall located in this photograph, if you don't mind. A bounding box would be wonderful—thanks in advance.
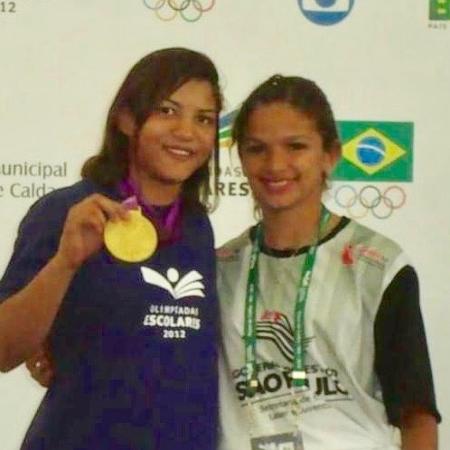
[1,1,448,448]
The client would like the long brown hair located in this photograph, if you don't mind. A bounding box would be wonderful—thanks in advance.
[81,47,222,211]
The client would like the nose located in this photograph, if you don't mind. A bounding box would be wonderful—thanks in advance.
[265,147,288,172]
[172,115,195,141]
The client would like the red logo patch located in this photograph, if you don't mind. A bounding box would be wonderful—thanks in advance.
[341,243,386,267]
[342,244,355,265]
[260,310,283,322]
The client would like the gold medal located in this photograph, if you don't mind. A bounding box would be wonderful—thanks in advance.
[104,208,158,262]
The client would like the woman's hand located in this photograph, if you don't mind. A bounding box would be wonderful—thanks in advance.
[55,194,128,271]
[25,345,54,388]
[0,193,128,372]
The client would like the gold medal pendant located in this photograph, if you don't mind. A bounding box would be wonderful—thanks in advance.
[104,208,158,263]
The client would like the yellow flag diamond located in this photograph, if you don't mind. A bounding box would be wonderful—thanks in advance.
[342,128,406,175]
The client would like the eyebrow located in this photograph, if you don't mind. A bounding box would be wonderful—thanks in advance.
[243,134,311,142]
[241,137,263,144]
[162,98,217,114]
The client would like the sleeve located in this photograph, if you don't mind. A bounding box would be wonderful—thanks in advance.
[0,197,65,302]
[374,265,441,426]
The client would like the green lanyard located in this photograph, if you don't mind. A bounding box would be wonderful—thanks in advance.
[244,207,331,391]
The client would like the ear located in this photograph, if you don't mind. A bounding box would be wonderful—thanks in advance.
[324,140,342,177]
[116,109,136,137]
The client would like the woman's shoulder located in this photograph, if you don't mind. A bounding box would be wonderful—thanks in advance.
[341,218,410,271]
[345,219,403,251]
[20,179,109,228]
[28,179,99,209]
[184,206,213,235]
[216,228,252,262]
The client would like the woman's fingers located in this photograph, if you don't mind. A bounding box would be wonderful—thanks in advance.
[69,195,120,226]
[78,195,130,236]
[58,194,130,267]
[89,194,129,223]
[34,365,54,387]
[25,350,54,387]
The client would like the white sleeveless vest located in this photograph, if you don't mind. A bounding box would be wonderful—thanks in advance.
[218,220,407,450]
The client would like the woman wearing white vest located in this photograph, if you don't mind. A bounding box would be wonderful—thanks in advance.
[217,75,440,450]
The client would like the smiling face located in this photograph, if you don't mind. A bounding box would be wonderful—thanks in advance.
[122,79,218,204]
[239,101,340,215]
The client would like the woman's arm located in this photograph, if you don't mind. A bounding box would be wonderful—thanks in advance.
[400,407,438,450]
[0,194,127,372]
[374,266,441,448]
[0,254,76,372]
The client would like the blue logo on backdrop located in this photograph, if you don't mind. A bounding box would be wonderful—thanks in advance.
[298,0,354,25]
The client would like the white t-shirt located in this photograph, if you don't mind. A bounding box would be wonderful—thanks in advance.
[217,218,433,450]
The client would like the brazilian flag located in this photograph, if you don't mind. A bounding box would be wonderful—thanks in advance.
[332,121,413,182]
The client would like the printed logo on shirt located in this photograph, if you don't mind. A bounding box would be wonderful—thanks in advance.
[143,304,201,339]
[341,243,387,268]
[258,311,314,362]
[141,266,205,299]
[232,362,350,422]
[341,244,355,265]
[140,266,205,339]
[232,310,351,413]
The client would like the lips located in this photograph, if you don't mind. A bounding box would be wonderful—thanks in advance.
[164,145,195,160]
[260,177,295,193]
[266,180,289,188]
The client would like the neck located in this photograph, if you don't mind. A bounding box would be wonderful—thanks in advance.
[129,169,181,206]
[261,203,336,250]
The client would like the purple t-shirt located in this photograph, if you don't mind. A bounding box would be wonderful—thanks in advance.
[0,180,219,450]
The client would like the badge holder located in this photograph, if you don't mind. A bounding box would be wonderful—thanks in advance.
[243,380,306,450]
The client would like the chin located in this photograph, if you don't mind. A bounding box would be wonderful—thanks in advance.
[257,194,296,210]
[157,170,192,185]
[259,201,295,212]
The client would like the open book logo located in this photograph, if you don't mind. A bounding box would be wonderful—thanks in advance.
[141,266,205,299]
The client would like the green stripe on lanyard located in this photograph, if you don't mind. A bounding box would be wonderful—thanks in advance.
[244,206,331,392]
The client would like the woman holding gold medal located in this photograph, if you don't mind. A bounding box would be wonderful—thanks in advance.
[0,48,222,449]
[217,75,440,449]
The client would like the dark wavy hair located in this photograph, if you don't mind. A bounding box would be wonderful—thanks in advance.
[232,74,339,152]
[81,47,222,211]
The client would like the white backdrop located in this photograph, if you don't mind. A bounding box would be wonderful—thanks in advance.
[0,1,449,448]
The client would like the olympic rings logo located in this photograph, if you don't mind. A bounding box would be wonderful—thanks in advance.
[332,184,407,220]
[143,0,215,22]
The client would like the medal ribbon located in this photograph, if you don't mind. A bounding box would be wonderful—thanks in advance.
[118,177,182,244]
[244,206,331,390]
